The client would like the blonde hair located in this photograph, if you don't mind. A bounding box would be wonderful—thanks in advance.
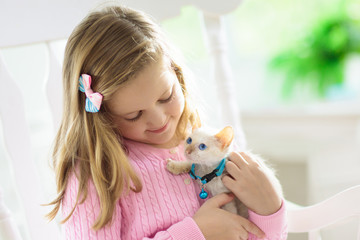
[47,5,199,230]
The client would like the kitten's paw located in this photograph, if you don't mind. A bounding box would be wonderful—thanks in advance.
[166,159,191,175]
[166,159,181,174]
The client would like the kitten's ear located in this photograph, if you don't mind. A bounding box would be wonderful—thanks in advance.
[215,126,234,150]
[192,120,202,132]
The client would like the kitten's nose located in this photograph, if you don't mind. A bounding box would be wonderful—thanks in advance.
[185,146,193,154]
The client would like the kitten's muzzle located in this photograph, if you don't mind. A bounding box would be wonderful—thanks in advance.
[185,146,195,154]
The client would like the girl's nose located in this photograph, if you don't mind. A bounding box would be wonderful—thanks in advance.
[147,105,167,128]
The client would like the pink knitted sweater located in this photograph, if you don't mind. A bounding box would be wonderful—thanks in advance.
[62,139,288,239]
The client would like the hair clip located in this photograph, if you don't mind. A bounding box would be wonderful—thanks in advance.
[79,74,103,113]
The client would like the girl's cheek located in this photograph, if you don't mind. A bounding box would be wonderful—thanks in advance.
[168,96,183,115]
[178,94,185,113]
[173,87,185,113]
[115,120,137,135]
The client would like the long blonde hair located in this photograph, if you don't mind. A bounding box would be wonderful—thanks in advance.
[47,5,199,230]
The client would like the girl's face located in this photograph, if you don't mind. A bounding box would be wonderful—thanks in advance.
[107,58,185,148]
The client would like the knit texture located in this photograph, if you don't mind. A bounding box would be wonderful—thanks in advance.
[62,139,288,239]
[248,202,288,239]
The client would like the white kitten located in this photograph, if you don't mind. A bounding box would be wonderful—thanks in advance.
[166,126,283,218]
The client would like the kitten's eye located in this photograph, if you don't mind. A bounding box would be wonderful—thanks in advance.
[186,137,192,144]
[198,143,207,151]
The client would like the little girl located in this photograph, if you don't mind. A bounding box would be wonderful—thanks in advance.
[47,4,287,240]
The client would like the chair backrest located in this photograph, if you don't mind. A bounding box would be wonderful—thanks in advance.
[287,185,360,240]
[0,52,61,240]
[0,1,244,239]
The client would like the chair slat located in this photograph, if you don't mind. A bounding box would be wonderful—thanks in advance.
[0,187,23,240]
[0,54,60,240]
[288,185,360,234]
[45,43,63,131]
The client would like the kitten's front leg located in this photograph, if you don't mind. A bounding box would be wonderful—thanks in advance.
[166,159,192,175]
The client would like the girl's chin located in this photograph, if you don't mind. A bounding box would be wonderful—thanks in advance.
[148,134,180,148]
[148,139,177,148]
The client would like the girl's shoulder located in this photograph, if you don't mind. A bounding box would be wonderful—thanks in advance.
[62,169,101,223]
[63,169,98,203]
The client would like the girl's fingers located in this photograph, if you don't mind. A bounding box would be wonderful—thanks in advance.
[240,152,259,166]
[222,174,237,191]
[229,151,262,170]
[238,229,248,240]
[225,161,242,179]
[228,152,249,169]
[206,192,235,208]
[240,219,265,239]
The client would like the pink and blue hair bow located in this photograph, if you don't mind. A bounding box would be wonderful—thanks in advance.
[79,74,103,113]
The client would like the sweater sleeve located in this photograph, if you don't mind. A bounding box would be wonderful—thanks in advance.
[145,217,205,240]
[62,173,205,240]
[62,172,122,239]
[248,200,288,240]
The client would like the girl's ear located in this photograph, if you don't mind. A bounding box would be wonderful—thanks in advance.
[215,126,234,150]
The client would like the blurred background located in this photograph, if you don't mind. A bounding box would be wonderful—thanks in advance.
[0,0,360,239]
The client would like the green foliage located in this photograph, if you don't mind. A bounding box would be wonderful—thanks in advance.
[268,14,360,99]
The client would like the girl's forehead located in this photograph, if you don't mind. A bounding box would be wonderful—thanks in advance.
[107,59,177,114]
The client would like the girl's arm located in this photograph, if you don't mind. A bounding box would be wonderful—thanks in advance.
[222,152,288,239]
[147,217,205,240]
[248,200,287,240]
[61,173,122,239]
[62,173,205,240]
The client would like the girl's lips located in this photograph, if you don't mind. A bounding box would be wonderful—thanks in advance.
[148,122,169,133]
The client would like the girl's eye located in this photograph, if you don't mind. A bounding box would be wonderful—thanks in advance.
[186,137,192,144]
[159,90,174,103]
[125,111,143,122]
[198,143,207,151]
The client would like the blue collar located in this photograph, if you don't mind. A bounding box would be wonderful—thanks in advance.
[189,158,226,185]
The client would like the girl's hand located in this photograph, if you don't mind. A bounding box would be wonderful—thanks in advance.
[193,193,265,240]
[222,152,282,216]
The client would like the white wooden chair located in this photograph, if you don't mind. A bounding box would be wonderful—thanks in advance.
[287,185,360,239]
[0,1,359,240]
